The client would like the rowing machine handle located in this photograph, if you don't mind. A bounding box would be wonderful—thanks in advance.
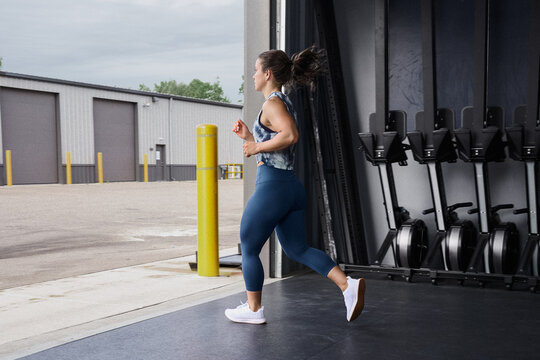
[447,202,473,212]
[491,204,514,213]
[423,202,474,215]
[468,204,514,215]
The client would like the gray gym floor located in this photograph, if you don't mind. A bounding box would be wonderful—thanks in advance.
[21,272,540,360]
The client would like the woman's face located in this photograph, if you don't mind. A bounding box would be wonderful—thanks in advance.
[253,58,266,92]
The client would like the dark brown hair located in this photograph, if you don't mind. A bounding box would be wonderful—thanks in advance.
[258,46,323,88]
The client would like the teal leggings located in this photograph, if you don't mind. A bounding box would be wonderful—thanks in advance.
[240,165,336,291]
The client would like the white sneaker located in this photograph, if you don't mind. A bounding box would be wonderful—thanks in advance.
[343,276,366,322]
[225,302,266,324]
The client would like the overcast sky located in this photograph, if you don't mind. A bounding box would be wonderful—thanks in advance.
[0,0,244,103]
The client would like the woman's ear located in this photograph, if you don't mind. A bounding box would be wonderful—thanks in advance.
[265,69,272,81]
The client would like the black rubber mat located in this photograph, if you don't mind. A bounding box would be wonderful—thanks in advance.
[22,273,540,360]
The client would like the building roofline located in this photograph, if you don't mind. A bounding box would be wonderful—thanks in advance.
[0,71,243,109]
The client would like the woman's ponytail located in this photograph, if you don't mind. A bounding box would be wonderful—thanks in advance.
[290,46,323,88]
[258,46,323,89]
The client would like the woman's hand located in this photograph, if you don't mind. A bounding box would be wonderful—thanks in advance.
[232,119,253,141]
[243,141,260,157]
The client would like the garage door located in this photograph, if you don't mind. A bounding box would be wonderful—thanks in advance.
[0,87,58,184]
[93,98,136,182]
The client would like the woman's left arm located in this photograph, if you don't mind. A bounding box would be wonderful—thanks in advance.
[243,98,298,157]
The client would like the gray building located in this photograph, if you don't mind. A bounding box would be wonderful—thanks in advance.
[0,72,243,185]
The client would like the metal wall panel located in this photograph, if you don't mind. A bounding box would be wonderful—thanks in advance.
[65,165,95,184]
[93,98,136,182]
[244,0,271,200]
[137,97,170,166]
[171,100,244,165]
[171,165,197,181]
[0,87,58,184]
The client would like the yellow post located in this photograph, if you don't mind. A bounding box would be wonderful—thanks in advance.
[5,150,12,186]
[196,124,219,276]
[97,152,103,184]
[66,152,72,185]
[144,154,149,182]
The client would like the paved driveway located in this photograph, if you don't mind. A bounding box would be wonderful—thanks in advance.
[0,180,243,290]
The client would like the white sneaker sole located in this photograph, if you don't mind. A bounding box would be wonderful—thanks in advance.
[348,278,366,322]
[225,312,266,325]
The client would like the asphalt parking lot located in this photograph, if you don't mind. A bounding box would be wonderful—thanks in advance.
[0,180,243,290]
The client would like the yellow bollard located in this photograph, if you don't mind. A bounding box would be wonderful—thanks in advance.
[196,124,219,276]
[66,152,72,185]
[144,154,149,182]
[97,152,103,184]
[5,150,12,186]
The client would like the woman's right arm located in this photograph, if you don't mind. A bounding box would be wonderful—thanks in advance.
[232,119,254,142]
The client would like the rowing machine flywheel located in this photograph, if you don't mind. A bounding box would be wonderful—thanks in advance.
[396,219,429,268]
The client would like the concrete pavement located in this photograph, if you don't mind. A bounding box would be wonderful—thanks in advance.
[0,180,259,359]
[0,180,243,289]
[0,247,278,359]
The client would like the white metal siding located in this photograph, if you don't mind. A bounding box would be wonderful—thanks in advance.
[172,100,244,165]
[137,98,170,165]
[0,75,243,168]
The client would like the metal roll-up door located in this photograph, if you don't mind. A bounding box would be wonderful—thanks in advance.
[93,98,136,182]
[0,87,59,185]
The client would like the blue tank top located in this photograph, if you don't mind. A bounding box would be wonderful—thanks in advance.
[253,91,298,170]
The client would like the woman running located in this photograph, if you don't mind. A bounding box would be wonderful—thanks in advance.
[225,47,365,324]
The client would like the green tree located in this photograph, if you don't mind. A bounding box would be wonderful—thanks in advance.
[140,78,230,103]
[138,84,151,92]
[0,57,3,70]
[238,75,244,95]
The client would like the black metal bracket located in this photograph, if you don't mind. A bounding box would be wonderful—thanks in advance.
[516,234,540,275]
[359,111,408,165]
[506,106,540,161]
[373,229,398,266]
[409,109,457,164]
[341,263,539,292]
[454,106,506,162]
